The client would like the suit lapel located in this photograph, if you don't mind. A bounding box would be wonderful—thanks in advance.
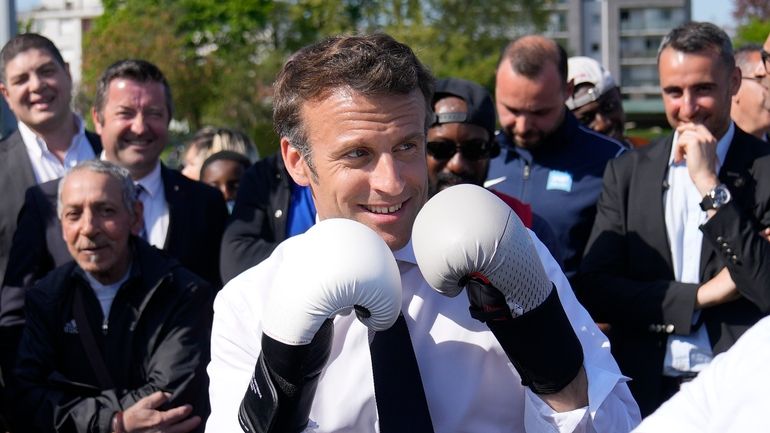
[637,135,676,275]
[8,131,37,187]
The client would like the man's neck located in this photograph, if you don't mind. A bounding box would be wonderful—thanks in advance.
[26,113,78,158]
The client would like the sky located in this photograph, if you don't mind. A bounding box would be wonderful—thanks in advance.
[15,0,738,29]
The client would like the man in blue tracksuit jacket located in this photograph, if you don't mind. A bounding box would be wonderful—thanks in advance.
[489,35,625,282]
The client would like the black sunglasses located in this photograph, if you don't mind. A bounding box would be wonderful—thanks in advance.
[426,139,492,161]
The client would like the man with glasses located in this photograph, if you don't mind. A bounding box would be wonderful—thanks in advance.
[489,36,625,283]
[731,45,770,141]
[566,57,629,146]
[427,77,562,263]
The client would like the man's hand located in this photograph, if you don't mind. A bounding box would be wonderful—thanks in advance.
[121,391,201,433]
[760,227,770,243]
[674,123,720,196]
[695,267,741,309]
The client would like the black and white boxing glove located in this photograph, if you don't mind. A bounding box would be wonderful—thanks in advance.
[412,184,583,394]
[239,218,402,433]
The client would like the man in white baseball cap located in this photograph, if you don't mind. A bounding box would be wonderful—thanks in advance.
[567,56,627,143]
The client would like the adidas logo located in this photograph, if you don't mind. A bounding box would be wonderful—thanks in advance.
[63,319,78,334]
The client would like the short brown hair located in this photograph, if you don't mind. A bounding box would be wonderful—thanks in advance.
[498,35,568,85]
[272,33,434,177]
[1,33,66,84]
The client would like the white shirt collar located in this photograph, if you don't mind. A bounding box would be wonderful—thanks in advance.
[393,239,417,265]
[133,162,163,198]
[19,115,85,158]
[668,122,734,172]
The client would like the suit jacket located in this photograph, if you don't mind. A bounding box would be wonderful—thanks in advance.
[578,126,770,416]
[0,164,227,330]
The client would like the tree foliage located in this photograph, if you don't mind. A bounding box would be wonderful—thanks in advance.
[81,0,549,156]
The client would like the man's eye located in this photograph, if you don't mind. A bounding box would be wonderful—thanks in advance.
[396,142,417,152]
[345,148,368,158]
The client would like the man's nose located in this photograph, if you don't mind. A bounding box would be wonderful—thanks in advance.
[446,148,472,174]
[679,92,698,121]
[130,114,148,135]
[79,210,99,235]
[371,154,405,195]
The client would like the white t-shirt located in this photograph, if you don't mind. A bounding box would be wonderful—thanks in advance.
[206,231,641,433]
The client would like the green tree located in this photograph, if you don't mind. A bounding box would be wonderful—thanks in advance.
[81,0,549,156]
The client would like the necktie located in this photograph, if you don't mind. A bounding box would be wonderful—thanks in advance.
[369,261,434,433]
[134,184,149,241]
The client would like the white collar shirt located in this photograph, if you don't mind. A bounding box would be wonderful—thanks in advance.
[662,122,733,376]
[633,316,770,433]
[206,229,640,432]
[133,162,169,249]
[19,116,96,183]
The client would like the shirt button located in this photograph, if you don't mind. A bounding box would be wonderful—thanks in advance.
[274,209,283,218]
[716,236,725,243]
[665,324,675,334]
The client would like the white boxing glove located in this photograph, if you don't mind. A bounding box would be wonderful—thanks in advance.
[263,218,402,345]
[240,218,403,433]
[412,184,583,394]
[412,183,550,317]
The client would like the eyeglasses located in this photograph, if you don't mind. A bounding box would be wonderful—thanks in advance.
[426,139,492,161]
[762,48,770,74]
[741,76,770,92]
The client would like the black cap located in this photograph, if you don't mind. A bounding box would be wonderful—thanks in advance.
[432,78,496,140]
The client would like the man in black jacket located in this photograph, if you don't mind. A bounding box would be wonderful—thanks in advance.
[579,22,770,416]
[12,160,210,433]
[219,152,316,283]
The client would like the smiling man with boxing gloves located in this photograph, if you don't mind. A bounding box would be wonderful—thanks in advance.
[206,33,640,433]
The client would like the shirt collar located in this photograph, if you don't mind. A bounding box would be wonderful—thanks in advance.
[133,162,163,198]
[18,115,85,158]
[668,122,734,171]
[393,238,418,265]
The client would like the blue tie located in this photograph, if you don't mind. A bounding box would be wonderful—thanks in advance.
[134,184,149,241]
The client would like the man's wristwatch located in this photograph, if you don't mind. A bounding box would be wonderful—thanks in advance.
[699,183,732,211]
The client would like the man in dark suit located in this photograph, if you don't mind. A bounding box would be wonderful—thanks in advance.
[0,34,102,299]
[0,60,227,394]
[578,22,770,417]
[0,35,101,406]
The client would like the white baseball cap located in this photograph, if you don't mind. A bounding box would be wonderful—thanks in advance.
[566,56,617,110]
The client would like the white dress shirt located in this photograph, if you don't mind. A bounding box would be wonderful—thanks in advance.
[633,315,770,433]
[19,116,96,183]
[133,162,169,249]
[662,123,733,376]
[206,230,641,432]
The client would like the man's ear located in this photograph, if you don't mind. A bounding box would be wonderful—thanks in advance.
[130,200,144,236]
[564,79,575,102]
[728,65,742,97]
[0,82,9,102]
[281,137,311,186]
[91,107,103,135]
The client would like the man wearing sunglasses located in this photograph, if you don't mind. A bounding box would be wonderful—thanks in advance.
[490,36,625,284]
[566,57,629,146]
[427,77,562,264]
[730,44,770,142]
